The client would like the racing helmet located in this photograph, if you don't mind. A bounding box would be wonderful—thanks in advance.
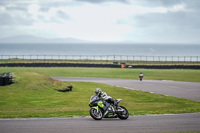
[94,88,102,96]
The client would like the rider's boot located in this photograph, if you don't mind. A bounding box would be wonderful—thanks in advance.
[114,101,118,110]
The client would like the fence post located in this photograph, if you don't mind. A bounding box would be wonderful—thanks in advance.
[1,55,200,63]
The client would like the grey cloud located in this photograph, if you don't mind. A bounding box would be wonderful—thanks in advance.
[0,1,72,26]
[0,1,10,6]
[38,1,83,11]
[135,11,200,28]
[6,6,27,12]
[129,11,200,44]
[184,0,200,11]
[141,0,200,11]
[75,0,130,4]
[0,12,34,26]
[0,0,32,7]
[127,0,200,30]
[133,10,200,39]
[0,4,34,26]
[165,0,200,11]
[37,1,84,15]
[142,0,182,7]
[0,13,12,25]
[56,10,70,20]
[39,7,50,12]
[37,10,71,23]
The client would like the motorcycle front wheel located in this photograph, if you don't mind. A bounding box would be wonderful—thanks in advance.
[117,106,129,120]
[90,108,103,120]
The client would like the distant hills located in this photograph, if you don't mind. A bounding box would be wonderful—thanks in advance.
[0,35,86,43]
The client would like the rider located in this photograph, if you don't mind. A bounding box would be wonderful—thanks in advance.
[94,88,117,107]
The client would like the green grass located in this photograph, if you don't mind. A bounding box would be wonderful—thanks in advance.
[0,71,200,118]
[0,67,200,82]
[0,67,200,118]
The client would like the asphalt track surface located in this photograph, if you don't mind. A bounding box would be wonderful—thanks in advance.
[52,77,200,101]
[1,77,200,133]
[1,113,200,133]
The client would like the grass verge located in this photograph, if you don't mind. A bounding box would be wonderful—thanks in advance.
[0,71,200,118]
[0,67,200,82]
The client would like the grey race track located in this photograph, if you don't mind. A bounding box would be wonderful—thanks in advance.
[1,77,200,133]
[52,77,200,101]
[1,113,200,133]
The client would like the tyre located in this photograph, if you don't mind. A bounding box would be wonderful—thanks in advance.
[90,108,103,120]
[117,106,129,120]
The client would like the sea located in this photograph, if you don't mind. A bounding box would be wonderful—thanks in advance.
[1,43,200,56]
[0,43,200,61]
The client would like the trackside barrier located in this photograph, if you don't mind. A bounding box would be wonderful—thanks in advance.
[0,63,199,69]
[0,63,120,68]
[0,55,200,62]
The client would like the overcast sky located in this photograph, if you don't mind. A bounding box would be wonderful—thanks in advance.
[0,0,200,44]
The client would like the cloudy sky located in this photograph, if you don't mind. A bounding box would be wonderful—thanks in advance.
[0,0,200,44]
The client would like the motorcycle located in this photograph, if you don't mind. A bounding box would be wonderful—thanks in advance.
[139,76,143,81]
[89,95,129,120]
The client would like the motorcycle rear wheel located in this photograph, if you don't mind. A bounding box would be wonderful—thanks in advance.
[90,108,103,120]
[117,106,129,120]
